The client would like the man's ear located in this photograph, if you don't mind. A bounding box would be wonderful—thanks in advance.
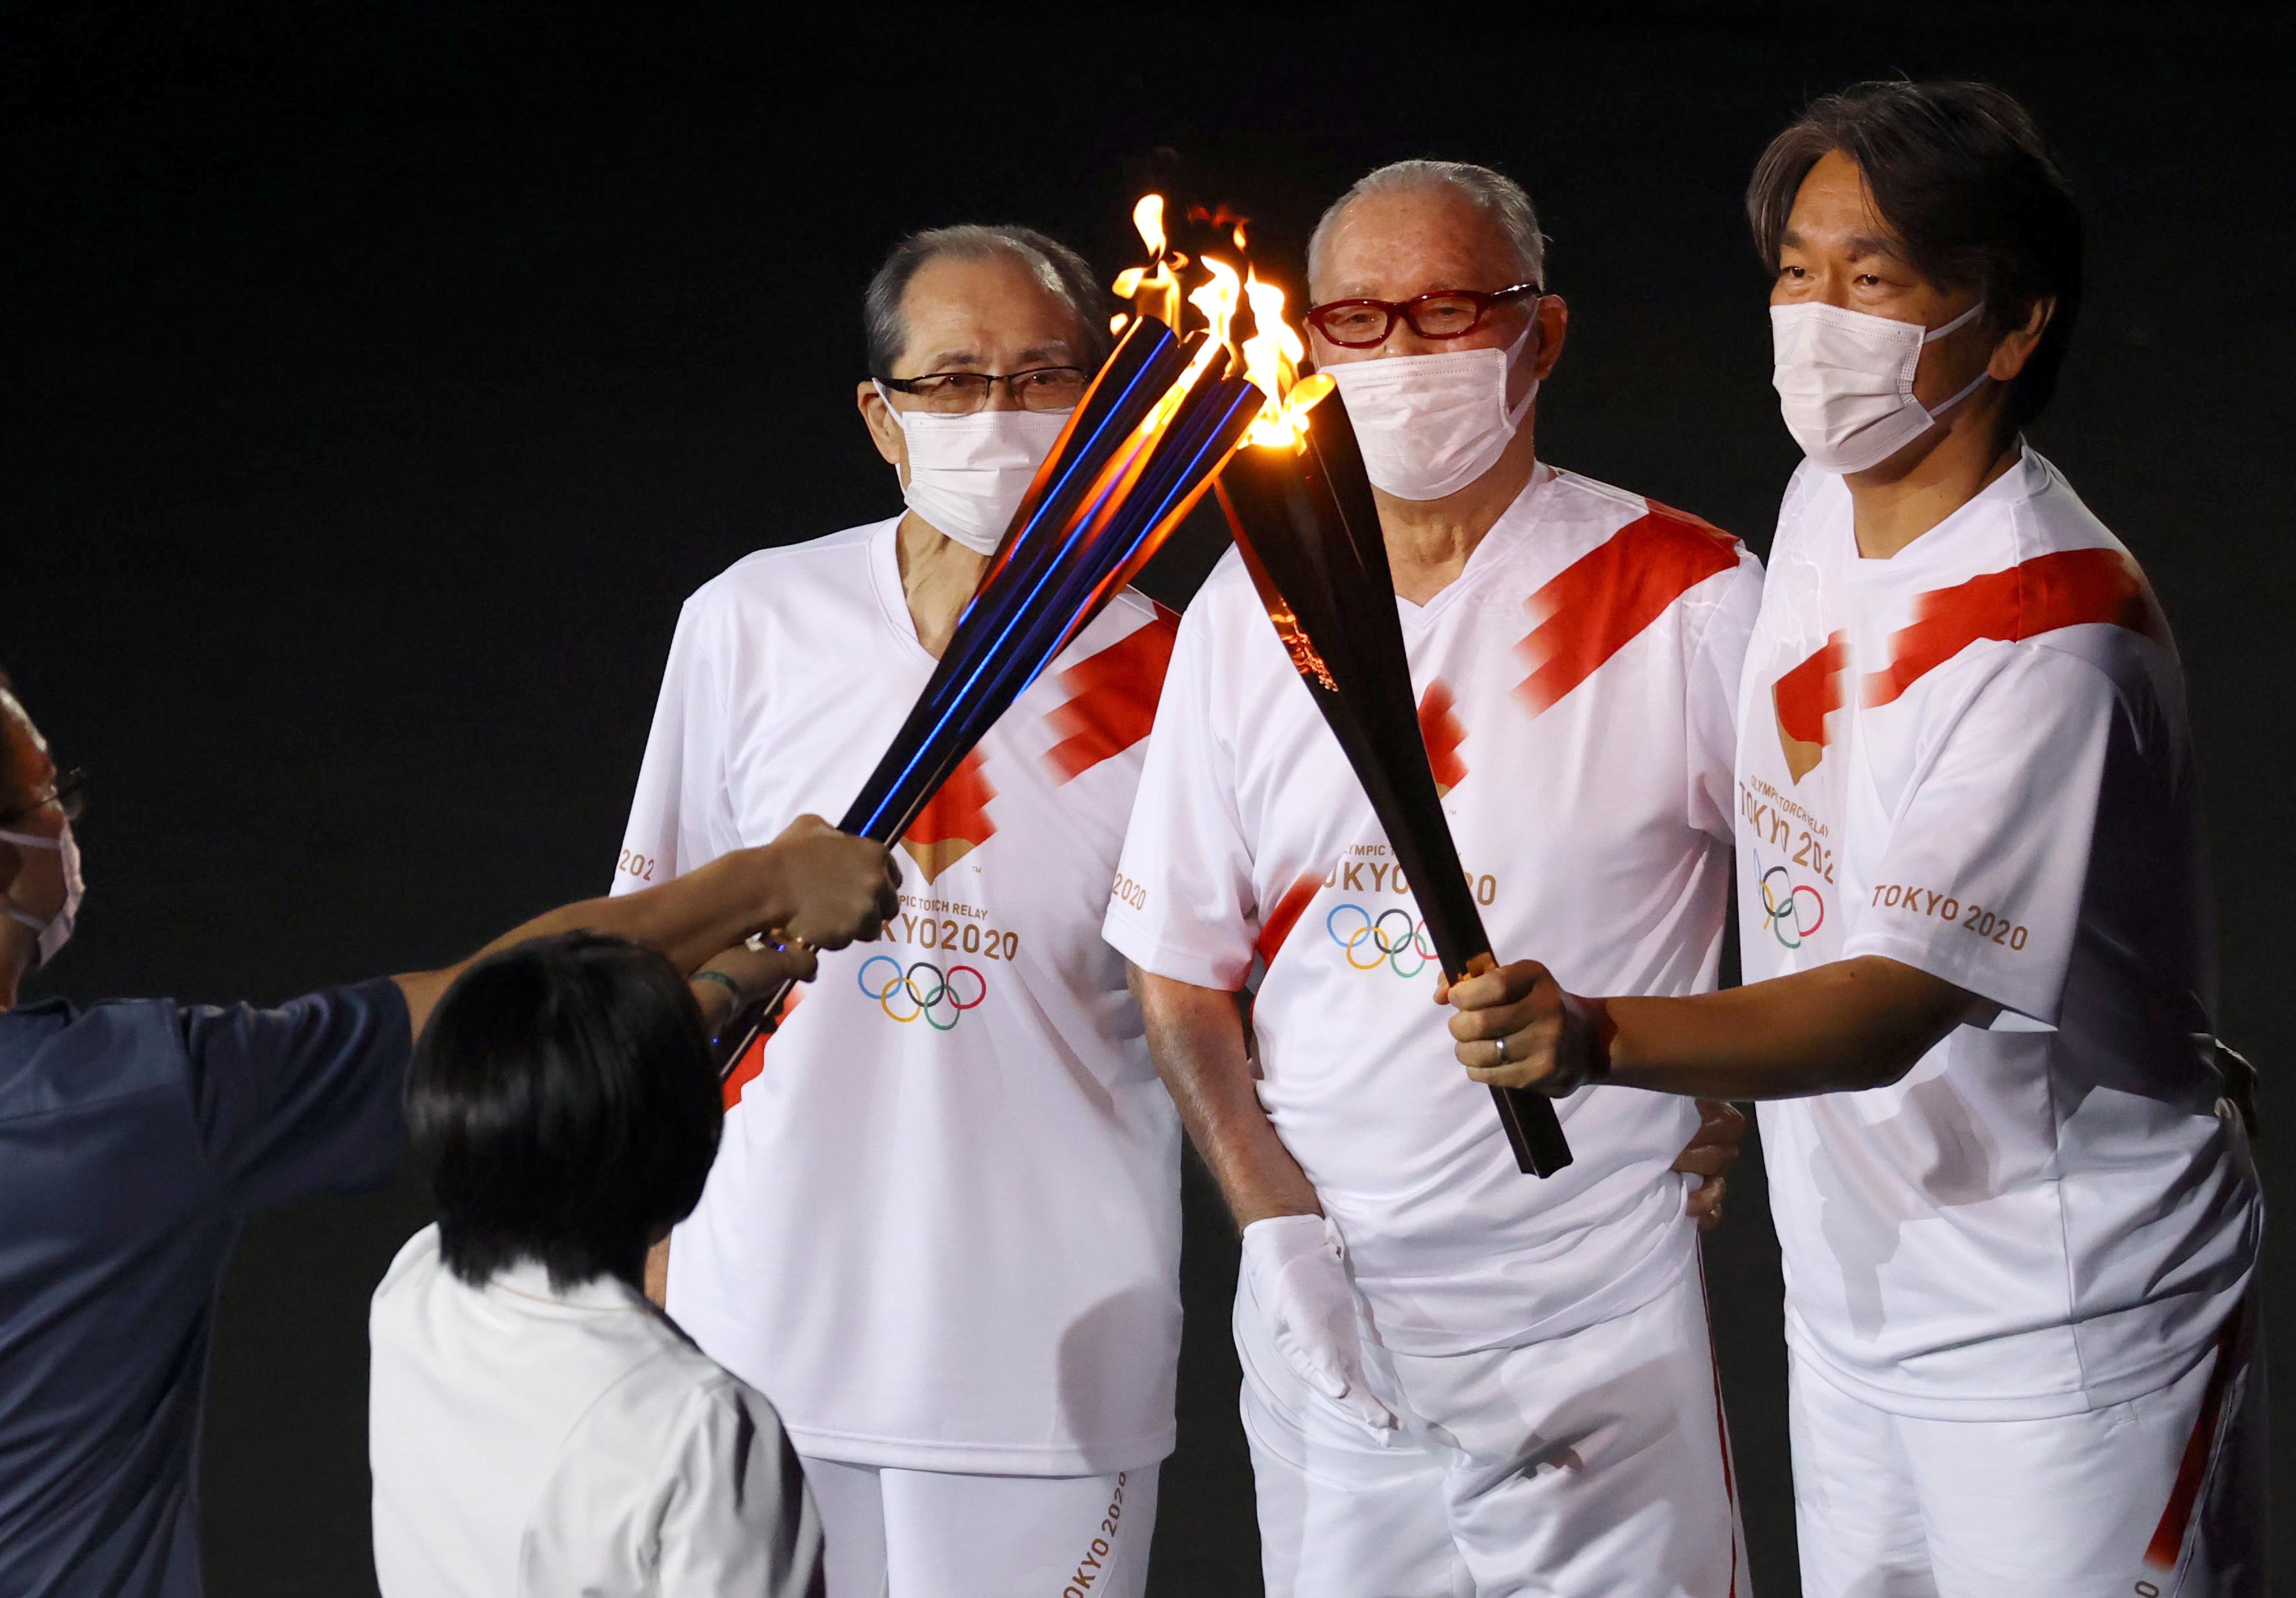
[857,381,907,475]
[1530,295,1569,382]
[1988,296,2056,383]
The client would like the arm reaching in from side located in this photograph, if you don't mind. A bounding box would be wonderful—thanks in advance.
[1443,955,1990,1103]
[392,816,897,1038]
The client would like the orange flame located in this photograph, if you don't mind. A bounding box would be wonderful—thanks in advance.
[1108,191,1333,451]
[1111,194,1182,333]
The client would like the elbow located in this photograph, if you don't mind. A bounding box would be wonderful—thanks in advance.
[1832,1051,1918,1095]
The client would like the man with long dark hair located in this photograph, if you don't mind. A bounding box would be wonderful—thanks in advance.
[1447,80,2264,1595]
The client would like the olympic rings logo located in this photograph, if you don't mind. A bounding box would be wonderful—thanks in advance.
[1324,904,1439,978]
[857,956,987,1031]
[1757,862,1826,950]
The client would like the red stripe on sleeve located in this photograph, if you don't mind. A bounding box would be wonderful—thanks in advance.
[1863,547,2167,708]
[1042,610,1182,784]
[1517,505,1742,716]
[1254,871,1325,971]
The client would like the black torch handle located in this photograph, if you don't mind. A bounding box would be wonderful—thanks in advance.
[713,794,893,1080]
[1217,421,1572,1178]
[1367,790,1572,1180]
[1456,955,1576,1179]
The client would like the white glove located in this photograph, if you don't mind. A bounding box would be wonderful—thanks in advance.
[1240,1214,1398,1436]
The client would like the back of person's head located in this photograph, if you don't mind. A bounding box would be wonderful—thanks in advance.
[407,931,720,1290]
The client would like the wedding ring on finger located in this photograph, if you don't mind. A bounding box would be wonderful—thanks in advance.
[1492,1034,1513,1067]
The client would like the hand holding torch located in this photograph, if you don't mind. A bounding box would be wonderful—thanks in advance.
[1215,392,1574,1178]
[714,316,1264,1077]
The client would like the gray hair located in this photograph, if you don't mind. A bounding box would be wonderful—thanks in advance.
[1307,160,1548,295]
[863,224,1110,377]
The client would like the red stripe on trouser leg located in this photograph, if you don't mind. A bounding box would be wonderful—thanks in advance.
[2143,1304,2245,1571]
[1696,1253,1740,1598]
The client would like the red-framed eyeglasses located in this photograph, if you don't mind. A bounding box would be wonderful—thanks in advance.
[1303,283,1544,349]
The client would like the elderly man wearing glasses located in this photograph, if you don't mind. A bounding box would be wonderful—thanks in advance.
[612,225,1181,1596]
[1103,161,1759,1595]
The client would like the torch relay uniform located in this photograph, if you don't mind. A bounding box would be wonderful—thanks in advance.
[614,517,1178,1597]
[1106,464,1761,1597]
[1739,449,2265,1596]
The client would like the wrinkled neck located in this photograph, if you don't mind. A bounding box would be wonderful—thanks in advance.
[1378,423,1539,605]
[895,511,990,658]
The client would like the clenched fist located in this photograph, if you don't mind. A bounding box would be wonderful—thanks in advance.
[761,815,901,950]
[1441,958,1613,1097]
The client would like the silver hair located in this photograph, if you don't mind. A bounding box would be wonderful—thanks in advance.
[863,223,1110,377]
[1306,159,1548,295]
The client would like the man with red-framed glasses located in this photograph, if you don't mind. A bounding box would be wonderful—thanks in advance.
[1106,159,1759,1594]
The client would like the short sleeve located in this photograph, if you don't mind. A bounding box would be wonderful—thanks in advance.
[614,594,738,896]
[1685,553,1762,844]
[1102,588,1261,991]
[1841,647,2119,1025]
[183,976,411,1214]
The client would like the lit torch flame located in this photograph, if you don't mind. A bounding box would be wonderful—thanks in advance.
[1108,192,1335,452]
[1111,195,1183,336]
[1238,269,1333,449]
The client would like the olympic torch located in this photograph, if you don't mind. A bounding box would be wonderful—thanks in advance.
[714,316,1264,1078]
[1216,393,1574,1178]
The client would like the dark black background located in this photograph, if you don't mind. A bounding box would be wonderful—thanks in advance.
[7,5,2290,1592]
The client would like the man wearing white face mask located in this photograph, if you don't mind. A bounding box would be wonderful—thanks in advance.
[1446,83,2264,1595]
[1106,161,1759,1595]
[612,225,1183,1596]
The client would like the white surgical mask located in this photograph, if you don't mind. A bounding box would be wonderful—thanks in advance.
[1,819,83,968]
[1326,314,1540,502]
[876,384,1072,555]
[1770,300,1992,474]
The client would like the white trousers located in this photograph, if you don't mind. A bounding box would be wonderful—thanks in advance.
[1789,1311,2265,1597]
[801,1458,1156,1598]
[1238,1256,1748,1597]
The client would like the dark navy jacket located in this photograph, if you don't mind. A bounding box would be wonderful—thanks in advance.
[0,980,408,1597]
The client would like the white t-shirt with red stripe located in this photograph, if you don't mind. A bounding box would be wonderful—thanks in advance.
[613,518,1183,1475]
[1105,464,1762,1354]
[1738,448,2259,1418]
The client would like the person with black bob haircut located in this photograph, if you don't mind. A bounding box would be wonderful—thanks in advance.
[370,930,826,1597]
[1444,79,2263,1594]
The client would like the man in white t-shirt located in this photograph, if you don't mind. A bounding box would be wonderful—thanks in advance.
[1447,84,2264,1595]
[614,223,1175,1596]
[1105,161,1758,1597]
